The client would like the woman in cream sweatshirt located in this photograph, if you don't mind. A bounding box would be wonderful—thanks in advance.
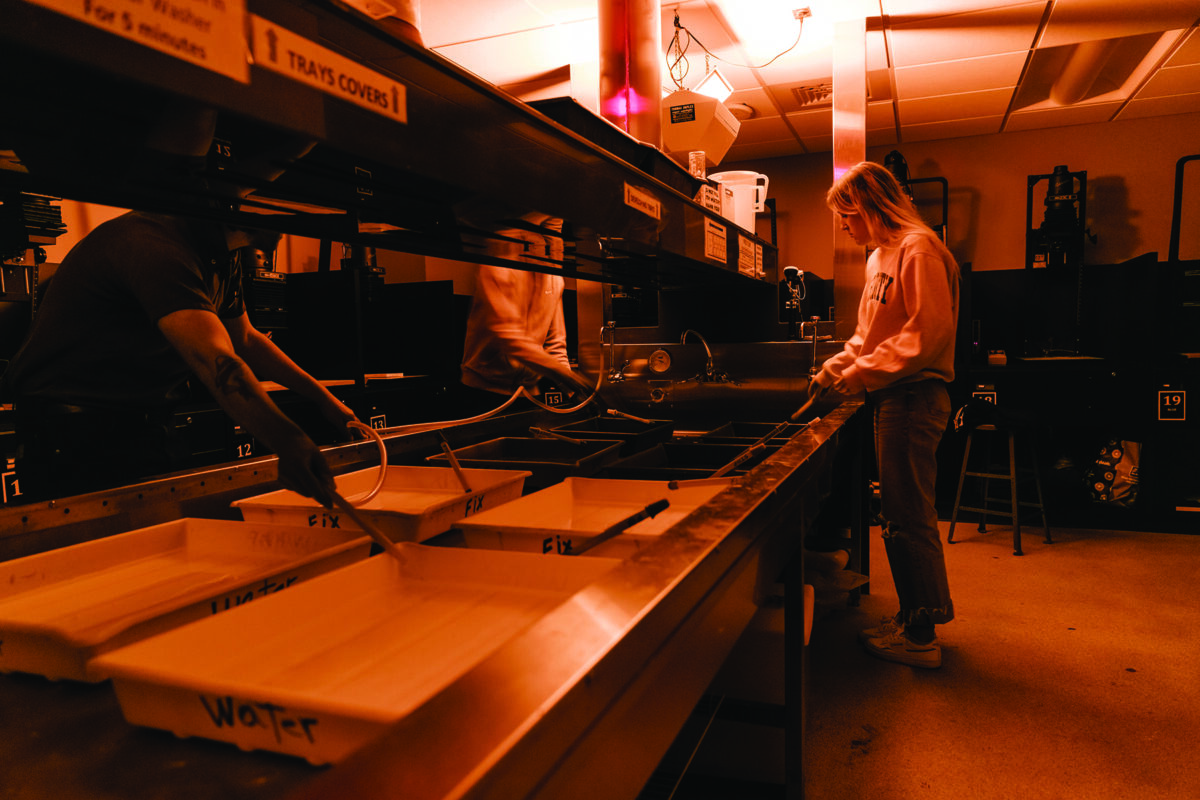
[810,161,960,669]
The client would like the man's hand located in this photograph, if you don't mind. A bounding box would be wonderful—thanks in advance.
[275,436,338,508]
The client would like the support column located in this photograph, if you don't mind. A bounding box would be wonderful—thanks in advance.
[831,17,867,341]
[597,0,662,148]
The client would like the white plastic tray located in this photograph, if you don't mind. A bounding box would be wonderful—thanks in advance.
[452,477,732,557]
[92,545,618,764]
[0,519,371,682]
[233,465,530,542]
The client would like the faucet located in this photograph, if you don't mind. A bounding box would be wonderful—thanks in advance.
[601,322,615,377]
[609,359,632,382]
[801,317,821,375]
[680,329,730,383]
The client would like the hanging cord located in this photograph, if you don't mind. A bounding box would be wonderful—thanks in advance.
[342,420,388,506]
[516,367,603,414]
[363,368,605,442]
[666,11,692,90]
[671,11,806,73]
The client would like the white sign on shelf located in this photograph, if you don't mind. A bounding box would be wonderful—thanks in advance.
[623,183,661,221]
[737,234,756,277]
[704,218,727,263]
[28,0,250,82]
[250,14,408,123]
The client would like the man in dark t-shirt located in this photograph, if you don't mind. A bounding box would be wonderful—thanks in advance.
[2,211,360,502]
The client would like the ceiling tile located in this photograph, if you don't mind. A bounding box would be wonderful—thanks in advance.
[785,108,834,138]
[1117,92,1200,120]
[898,87,1015,125]
[866,29,889,72]
[888,2,1046,66]
[433,22,595,87]
[1138,63,1200,98]
[867,100,898,131]
[1040,0,1200,48]
[422,0,597,48]
[1165,28,1200,67]
[895,50,1028,98]
[797,134,834,153]
[1005,101,1123,131]
[881,0,1030,16]
[726,139,811,162]
[901,115,1005,142]
[733,116,798,145]
[866,126,901,148]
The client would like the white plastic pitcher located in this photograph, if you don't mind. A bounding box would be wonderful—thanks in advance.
[709,171,769,231]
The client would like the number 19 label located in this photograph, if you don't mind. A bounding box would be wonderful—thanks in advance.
[1158,390,1186,421]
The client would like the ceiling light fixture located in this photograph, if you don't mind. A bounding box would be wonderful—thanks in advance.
[694,68,734,102]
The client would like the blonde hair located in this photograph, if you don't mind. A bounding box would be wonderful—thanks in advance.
[826,161,935,247]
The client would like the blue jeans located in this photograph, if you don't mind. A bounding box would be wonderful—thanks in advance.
[872,379,954,627]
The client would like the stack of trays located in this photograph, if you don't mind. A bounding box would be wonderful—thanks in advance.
[92,545,619,764]
[0,519,371,682]
[234,465,530,542]
[452,477,732,557]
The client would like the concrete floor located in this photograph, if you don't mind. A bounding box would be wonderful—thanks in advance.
[802,521,1200,800]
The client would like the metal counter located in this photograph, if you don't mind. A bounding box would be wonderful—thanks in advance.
[0,401,865,799]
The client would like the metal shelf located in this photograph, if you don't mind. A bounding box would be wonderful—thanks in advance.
[0,0,775,289]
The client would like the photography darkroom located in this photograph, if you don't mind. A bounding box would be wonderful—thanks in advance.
[1,1,1198,798]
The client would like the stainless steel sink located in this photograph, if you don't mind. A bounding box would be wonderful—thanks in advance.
[603,339,846,422]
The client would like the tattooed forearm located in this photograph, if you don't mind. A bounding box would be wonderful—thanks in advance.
[214,354,255,400]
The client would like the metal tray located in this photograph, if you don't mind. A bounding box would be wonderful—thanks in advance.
[549,416,675,455]
[426,437,623,491]
[599,441,780,481]
[701,421,803,440]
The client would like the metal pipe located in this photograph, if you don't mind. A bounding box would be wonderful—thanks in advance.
[680,328,714,377]
[597,0,662,147]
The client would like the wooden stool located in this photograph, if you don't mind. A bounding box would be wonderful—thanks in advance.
[948,423,1051,556]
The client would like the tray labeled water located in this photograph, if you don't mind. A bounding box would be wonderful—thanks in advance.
[92,545,618,764]
[0,519,371,682]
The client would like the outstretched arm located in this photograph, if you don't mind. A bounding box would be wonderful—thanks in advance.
[158,308,339,505]
[222,312,360,435]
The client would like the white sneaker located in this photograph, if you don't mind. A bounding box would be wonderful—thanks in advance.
[857,615,901,644]
[862,629,941,669]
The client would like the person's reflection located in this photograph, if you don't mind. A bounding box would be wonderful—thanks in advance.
[0,110,361,503]
[457,214,596,416]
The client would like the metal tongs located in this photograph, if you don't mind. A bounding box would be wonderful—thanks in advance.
[606,408,654,424]
[331,490,407,564]
[668,420,792,489]
[529,426,588,445]
[436,430,473,493]
[569,498,670,556]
